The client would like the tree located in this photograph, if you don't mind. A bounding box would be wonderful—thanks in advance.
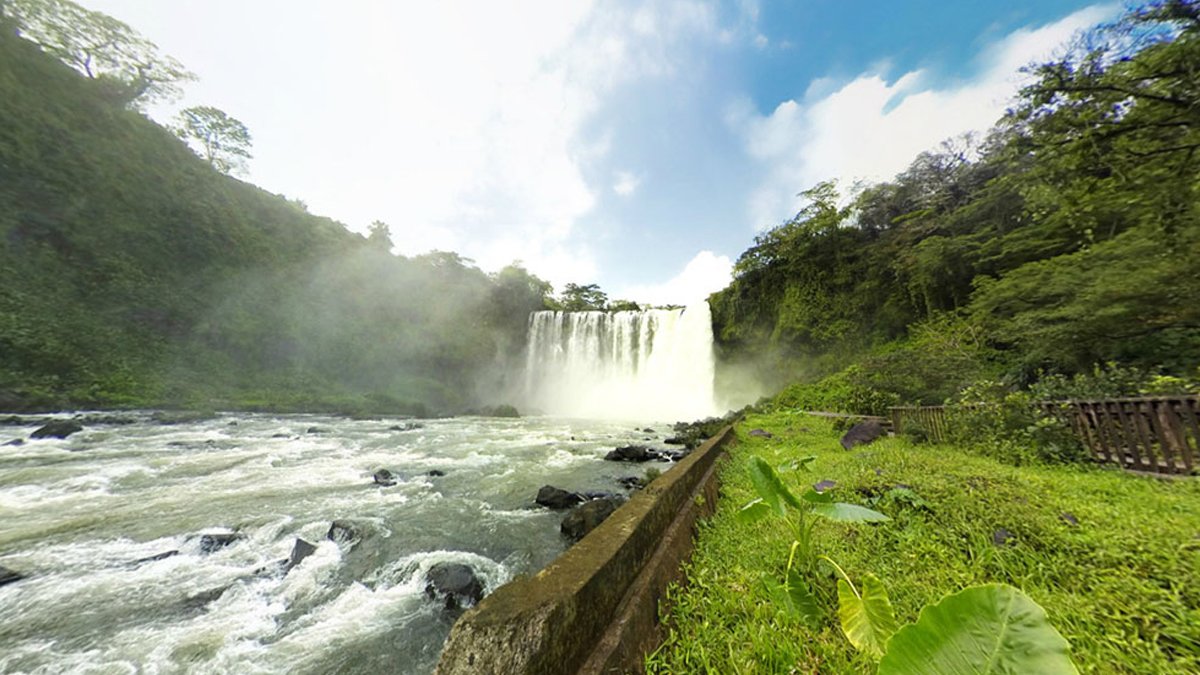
[6,0,194,108]
[173,106,253,175]
[560,283,608,311]
[366,220,393,251]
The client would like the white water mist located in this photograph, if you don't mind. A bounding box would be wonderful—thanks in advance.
[523,302,718,421]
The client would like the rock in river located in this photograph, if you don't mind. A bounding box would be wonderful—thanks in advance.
[424,562,484,611]
[604,445,658,462]
[327,520,361,546]
[30,420,83,440]
[560,497,624,542]
[198,532,245,554]
[0,565,26,587]
[535,485,584,509]
[373,468,398,487]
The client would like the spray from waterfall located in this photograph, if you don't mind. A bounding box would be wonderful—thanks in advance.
[522,302,719,421]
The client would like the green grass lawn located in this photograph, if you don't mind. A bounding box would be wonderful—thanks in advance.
[646,411,1200,674]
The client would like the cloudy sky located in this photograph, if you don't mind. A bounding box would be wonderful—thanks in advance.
[84,0,1114,304]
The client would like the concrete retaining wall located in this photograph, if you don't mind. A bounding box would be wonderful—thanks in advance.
[435,425,735,675]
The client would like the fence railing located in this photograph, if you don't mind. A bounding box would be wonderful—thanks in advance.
[890,396,1200,476]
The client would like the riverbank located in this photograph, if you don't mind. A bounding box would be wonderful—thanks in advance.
[646,411,1200,674]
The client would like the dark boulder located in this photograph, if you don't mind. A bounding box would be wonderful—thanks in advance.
[30,420,83,440]
[669,415,732,449]
[327,520,361,546]
[0,565,26,587]
[657,450,687,462]
[839,421,884,450]
[198,532,245,554]
[289,538,317,567]
[306,427,327,434]
[3,438,24,446]
[561,497,623,542]
[373,469,398,487]
[616,476,642,490]
[426,469,446,477]
[641,428,655,433]
[535,485,584,509]
[253,538,319,577]
[748,428,774,439]
[424,562,485,611]
[271,433,290,439]
[604,445,658,462]
[390,422,424,431]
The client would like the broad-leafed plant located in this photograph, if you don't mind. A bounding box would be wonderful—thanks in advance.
[737,454,1078,673]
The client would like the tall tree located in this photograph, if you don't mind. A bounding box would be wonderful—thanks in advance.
[366,220,393,251]
[173,106,253,175]
[6,0,194,108]
[560,283,608,311]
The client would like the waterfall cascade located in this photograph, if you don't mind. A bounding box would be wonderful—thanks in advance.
[523,302,718,421]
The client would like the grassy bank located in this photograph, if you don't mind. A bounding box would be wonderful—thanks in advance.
[647,411,1200,674]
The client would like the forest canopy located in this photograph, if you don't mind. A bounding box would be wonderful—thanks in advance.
[710,0,1200,404]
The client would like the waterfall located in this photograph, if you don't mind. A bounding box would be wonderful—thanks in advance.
[523,302,718,421]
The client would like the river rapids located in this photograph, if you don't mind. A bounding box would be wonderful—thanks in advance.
[0,412,674,674]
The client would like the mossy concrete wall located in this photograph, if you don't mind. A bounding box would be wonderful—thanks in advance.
[435,425,735,675]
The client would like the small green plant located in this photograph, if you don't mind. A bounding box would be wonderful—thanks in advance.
[738,454,1078,672]
[736,455,889,623]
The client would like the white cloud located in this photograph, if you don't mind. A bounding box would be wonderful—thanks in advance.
[617,250,733,305]
[734,5,1114,230]
[613,170,642,197]
[85,0,725,285]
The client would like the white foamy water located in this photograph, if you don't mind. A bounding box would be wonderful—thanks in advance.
[523,302,718,420]
[0,413,675,674]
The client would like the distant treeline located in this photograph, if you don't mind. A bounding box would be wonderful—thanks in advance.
[711,1,1200,408]
[0,19,553,413]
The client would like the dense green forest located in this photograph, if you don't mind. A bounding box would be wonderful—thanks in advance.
[711,1,1200,410]
[0,9,552,413]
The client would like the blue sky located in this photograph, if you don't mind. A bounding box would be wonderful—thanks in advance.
[83,0,1115,304]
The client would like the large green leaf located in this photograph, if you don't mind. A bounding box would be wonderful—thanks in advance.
[811,502,890,523]
[767,567,822,625]
[878,584,1078,675]
[736,498,773,524]
[802,487,833,504]
[837,573,898,658]
[747,456,802,516]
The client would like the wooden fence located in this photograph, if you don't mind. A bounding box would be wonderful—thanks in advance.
[891,396,1199,475]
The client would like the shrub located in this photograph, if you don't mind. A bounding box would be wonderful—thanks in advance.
[1029,362,1199,400]
[773,367,900,416]
[946,381,1086,466]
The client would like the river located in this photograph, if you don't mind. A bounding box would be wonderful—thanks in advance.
[0,412,675,674]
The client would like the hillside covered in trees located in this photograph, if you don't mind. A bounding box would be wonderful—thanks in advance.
[711,0,1200,410]
[0,9,553,413]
